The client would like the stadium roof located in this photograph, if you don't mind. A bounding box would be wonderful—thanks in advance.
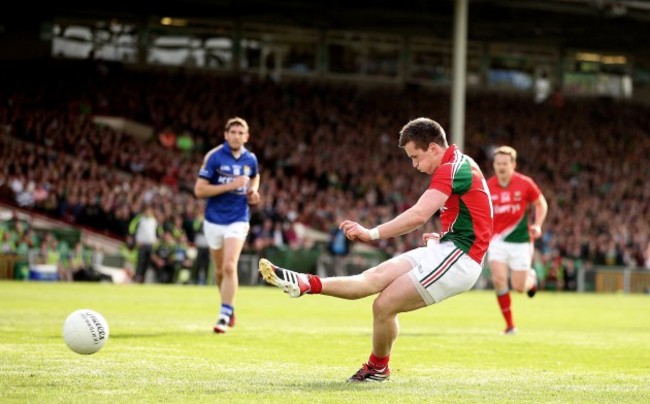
[6,0,650,55]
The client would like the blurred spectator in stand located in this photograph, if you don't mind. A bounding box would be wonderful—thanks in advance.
[56,239,72,279]
[272,221,287,250]
[112,205,132,237]
[119,235,138,280]
[325,216,352,276]
[130,205,159,283]
[562,256,578,291]
[36,233,67,281]
[70,241,94,281]
[192,215,211,285]
[173,233,194,284]
[159,127,177,150]
[152,231,177,284]
[162,166,179,190]
[252,218,275,254]
[176,131,195,156]
[165,214,185,240]
[284,220,301,250]
[0,231,15,254]
[13,233,32,280]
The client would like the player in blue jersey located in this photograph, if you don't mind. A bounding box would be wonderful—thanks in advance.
[194,117,260,333]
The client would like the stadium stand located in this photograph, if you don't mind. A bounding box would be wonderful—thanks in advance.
[1,1,649,290]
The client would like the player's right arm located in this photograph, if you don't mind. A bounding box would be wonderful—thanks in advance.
[194,176,249,199]
[529,193,548,240]
[193,150,249,199]
[340,188,448,241]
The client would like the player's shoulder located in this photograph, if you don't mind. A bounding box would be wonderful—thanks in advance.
[242,148,259,164]
[203,145,224,161]
[244,148,258,159]
[486,175,498,185]
[513,171,537,185]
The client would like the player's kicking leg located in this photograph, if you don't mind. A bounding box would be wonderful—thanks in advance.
[258,258,321,298]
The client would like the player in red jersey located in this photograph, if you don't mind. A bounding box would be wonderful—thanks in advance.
[258,117,493,382]
[486,146,548,335]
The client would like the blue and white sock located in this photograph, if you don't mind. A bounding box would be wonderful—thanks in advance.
[220,304,234,319]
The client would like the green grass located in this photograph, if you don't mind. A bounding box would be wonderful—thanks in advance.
[1,281,649,403]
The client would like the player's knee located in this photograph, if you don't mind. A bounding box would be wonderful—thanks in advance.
[511,283,526,293]
[372,295,396,319]
[491,273,507,287]
[221,262,237,275]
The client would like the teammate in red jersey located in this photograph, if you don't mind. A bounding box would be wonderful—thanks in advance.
[258,117,493,382]
[486,145,548,335]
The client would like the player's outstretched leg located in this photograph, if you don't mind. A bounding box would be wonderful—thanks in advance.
[258,258,321,298]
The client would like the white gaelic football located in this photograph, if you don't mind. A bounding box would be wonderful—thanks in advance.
[62,309,110,355]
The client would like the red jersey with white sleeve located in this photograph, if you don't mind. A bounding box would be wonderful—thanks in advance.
[429,145,493,264]
[487,172,541,243]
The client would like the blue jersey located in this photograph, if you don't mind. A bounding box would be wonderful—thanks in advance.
[198,142,259,225]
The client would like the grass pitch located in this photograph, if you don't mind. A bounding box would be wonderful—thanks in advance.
[1,281,649,403]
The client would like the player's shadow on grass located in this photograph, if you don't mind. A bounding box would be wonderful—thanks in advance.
[50,333,170,339]
[299,381,389,390]
[105,333,173,339]
[398,332,447,337]
[398,331,485,337]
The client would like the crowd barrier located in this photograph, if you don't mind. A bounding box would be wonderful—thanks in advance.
[586,267,650,294]
[3,252,649,294]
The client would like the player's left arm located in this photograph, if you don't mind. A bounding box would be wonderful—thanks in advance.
[341,188,448,241]
[530,193,548,240]
[247,174,261,205]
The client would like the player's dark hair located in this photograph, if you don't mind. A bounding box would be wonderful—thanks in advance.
[398,117,448,150]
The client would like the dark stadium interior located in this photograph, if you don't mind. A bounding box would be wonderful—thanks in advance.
[3,1,650,54]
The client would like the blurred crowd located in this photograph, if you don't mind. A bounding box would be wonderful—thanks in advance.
[0,216,114,281]
[0,60,649,288]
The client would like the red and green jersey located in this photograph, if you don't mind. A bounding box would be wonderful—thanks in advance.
[429,145,493,264]
[487,172,541,243]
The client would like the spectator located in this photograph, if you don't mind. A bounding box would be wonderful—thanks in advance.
[130,205,159,283]
[151,231,177,284]
[191,212,211,285]
[158,128,177,149]
[325,216,352,277]
[176,131,195,155]
[119,235,138,279]
[173,234,194,284]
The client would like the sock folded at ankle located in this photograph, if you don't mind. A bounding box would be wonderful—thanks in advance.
[220,304,234,317]
[496,291,514,329]
[368,353,390,369]
[306,274,322,294]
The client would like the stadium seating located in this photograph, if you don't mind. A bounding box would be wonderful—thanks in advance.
[1,60,648,287]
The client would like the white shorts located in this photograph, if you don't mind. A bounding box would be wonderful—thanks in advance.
[401,240,482,306]
[487,240,533,271]
[203,221,250,250]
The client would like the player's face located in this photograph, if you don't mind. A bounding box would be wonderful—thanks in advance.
[404,141,440,175]
[224,124,249,151]
[493,154,515,178]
